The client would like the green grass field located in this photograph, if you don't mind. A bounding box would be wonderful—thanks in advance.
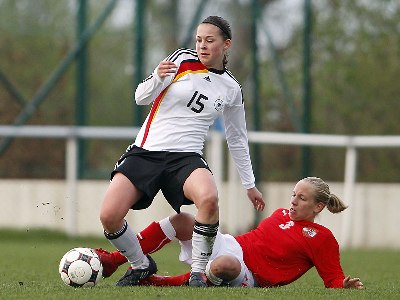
[0,229,399,300]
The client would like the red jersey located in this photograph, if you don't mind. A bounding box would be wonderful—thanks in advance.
[235,208,345,288]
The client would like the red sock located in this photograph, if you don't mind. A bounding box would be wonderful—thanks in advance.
[137,221,172,254]
[110,221,171,265]
[139,272,191,286]
[111,251,128,265]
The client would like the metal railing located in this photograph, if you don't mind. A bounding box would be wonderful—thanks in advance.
[1,125,400,246]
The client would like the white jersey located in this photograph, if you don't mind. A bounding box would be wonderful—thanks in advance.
[134,48,255,189]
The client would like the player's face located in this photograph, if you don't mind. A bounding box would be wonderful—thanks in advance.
[196,23,231,70]
[289,180,325,222]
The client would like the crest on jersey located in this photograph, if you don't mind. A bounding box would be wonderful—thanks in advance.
[302,226,318,238]
[214,97,224,111]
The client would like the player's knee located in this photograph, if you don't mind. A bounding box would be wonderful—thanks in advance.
[197,192,219,213]
[203,197,219,214]
[210,256,241,280]
[99,209,121,233]
[99,210,112,229]
[170,212,195,240]
[171,212,195,225]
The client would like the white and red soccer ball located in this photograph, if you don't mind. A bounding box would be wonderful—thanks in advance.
[59,247,103,288]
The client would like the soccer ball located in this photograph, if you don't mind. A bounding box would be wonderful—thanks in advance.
[59,247,103,288]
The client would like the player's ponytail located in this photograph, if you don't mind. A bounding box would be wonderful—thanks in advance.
[327,193,348,214]
[302,177,348,214]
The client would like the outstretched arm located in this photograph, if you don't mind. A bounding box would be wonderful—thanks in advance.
[343,275,364,289]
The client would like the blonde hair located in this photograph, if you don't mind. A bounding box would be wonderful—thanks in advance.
[302,177,348,214]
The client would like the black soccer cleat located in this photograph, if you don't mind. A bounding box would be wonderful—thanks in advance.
[115,255,157,287]
[188,272,207,287]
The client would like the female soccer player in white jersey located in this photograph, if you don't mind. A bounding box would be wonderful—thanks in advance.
[96,177,364,290]
[99,16,265,287]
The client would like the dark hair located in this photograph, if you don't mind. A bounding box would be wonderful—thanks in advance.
[201,16,232,40]
[302,177,348,214]
[201,16,231,67]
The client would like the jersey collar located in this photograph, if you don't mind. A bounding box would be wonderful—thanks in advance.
[207,67,225,75]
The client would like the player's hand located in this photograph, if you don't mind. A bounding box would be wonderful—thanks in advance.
[343,275,364,289]
[157,61,177,78]
[247,186,265,211]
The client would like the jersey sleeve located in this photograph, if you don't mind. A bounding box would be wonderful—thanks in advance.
[313,233,345,288]
[134,49,190,105]
[222,88,256,189]
[134,71,173,105]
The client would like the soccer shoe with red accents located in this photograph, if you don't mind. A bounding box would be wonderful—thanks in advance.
[94,248,119,278]
[116,255,158,287]
[188,272,208,287]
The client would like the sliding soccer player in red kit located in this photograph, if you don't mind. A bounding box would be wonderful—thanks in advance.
[96,177,363,289]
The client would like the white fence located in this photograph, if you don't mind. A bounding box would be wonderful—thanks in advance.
[1,125,400,248]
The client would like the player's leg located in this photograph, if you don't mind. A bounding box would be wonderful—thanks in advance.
[138,212,194,254]
[138,256,251,287]
[130,220,194,286]
[183,168,219,287]
[206,255,255,287]
[203,232,256,287]
[100,172,148,267]
[100,172,157,286]
[139,272,191,286]
[95,220,166,278]
[137,257,241,287]
[206,255,241,285]
[139,240,250,287]
[97,212,195,277]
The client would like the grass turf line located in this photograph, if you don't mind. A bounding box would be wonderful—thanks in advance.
[0,229,399,300]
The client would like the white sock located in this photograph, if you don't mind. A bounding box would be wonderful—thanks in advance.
[159,217,176,240]
[191,221,218,273]
[178,239,193,265]
[104,220,149,269]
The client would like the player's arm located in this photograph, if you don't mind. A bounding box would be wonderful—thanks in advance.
[135,61,176,105]
[313,234,364,289]
[223,91,265,211]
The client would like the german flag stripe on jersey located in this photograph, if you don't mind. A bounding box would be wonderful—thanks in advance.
[173,59,208,81]
[140,86,169,147]
[140,59,208,147]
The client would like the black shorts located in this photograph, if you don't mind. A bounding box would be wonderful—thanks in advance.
[111,145,212,213]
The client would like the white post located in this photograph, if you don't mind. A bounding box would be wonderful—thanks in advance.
[66,136,78,237]
[208,131,223,193]
[341,144,357,248]
[227,155,241,234]
[206,131,225,228]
